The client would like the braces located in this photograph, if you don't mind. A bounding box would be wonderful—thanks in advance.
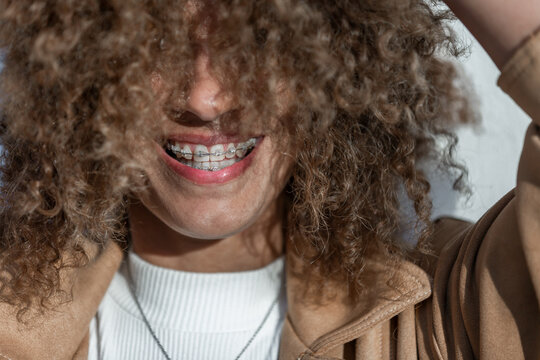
[166,143,255,157]
[189,162,236,172]
[174,157,240,172]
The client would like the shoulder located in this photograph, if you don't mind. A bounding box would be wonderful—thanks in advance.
[0,240,124,360]
[415,188,540,358]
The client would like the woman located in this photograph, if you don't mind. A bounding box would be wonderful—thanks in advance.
[0,0,538,359]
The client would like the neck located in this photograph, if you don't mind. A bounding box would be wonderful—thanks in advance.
[128,198,285,273]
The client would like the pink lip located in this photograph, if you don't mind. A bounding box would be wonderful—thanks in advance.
[157,137,262,185]
[165,133,254,147]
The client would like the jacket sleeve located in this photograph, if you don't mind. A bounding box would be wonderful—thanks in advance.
[416,29,540,360]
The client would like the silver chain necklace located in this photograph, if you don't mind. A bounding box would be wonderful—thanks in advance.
[125,254,281,360]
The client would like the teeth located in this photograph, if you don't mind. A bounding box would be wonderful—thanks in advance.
[209,144,225,161]
[166,137,258,171]
[220,159,236,168]
[189,159,239,171]
[225,143,236,159]
[236,141,247,157]
[182,144,192,160]
[193,145,209,162]
[191,161,210,170]
[171,143,181,152]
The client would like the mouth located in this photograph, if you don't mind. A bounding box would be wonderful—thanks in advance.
[158,135,263,185]
[163,137,258,171]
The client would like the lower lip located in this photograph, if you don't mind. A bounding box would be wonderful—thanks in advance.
[158,139,262,185]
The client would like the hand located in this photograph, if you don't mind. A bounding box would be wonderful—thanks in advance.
[443,0,540,69]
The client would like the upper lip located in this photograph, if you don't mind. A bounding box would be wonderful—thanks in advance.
[164,133,261,146]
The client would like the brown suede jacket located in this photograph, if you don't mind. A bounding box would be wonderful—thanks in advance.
[1,28,540,360]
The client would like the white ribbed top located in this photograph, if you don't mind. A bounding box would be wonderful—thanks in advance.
[88,249,287,360]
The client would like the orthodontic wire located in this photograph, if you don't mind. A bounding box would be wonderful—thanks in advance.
[167,145,254,157]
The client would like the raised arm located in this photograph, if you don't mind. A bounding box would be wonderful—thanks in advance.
[443,0,540,68]
[414,1,540,359]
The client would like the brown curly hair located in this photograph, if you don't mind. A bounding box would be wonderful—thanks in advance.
[0,0,473,321]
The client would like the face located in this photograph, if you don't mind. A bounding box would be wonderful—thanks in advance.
[134,52,294,241]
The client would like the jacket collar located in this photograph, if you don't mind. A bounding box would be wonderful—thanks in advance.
[0,241,432,359]
[279,251,432,359]
[96,244,433,359]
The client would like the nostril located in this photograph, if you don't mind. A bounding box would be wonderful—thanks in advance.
[181,111,208,126]
[165,108,215,128]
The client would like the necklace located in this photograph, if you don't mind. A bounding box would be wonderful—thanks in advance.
[125,254,282,360]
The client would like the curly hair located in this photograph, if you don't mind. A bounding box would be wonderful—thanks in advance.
[0,0,473,321]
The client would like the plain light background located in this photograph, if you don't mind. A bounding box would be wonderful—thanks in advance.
[426,18,531,223]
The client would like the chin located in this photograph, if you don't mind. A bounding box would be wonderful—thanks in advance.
[167,214,258,241]
[171,225,250,241]
[145,193,266,241]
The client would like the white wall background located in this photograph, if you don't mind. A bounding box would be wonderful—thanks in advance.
[427,19,531,223]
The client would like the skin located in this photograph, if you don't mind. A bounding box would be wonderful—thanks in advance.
[129,52,293,272]
[443,0,540,69]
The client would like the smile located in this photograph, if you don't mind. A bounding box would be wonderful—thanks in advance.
[164,138,257,171]
[159,135,263,185]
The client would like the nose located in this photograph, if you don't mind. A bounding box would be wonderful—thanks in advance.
[185,52,233,122]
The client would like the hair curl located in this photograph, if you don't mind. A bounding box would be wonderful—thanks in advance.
[0,0,473,320]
